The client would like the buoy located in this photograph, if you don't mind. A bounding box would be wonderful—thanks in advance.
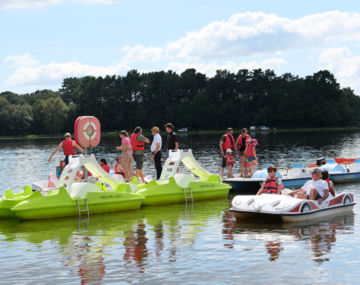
[74,116,101,148]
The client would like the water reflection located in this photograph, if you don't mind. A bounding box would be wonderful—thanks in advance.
[0,199,228,283]
[287,215,355,263]
[224,211,354,263]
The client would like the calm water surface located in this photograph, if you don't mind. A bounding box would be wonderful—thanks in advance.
[0,131,360,284]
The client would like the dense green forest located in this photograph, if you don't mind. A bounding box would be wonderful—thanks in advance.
[0,68,359,135]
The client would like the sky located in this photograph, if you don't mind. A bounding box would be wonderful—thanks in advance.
[1,0,360,94]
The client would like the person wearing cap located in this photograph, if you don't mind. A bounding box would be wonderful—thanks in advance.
[257,166,283,195]
[130,126,150,183]
[288,168,329,204]
[244,138,258,177]
[164,123,178,159]
[219,127,235,178]
[223,148,236,178]
[151,126,163,180]
[235,128,251,177]
[48,132,84,165]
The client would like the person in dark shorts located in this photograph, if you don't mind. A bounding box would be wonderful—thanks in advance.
[48,132,84,165]
[164,123,178,158]
[219,127,235,177]
[235,128,251,177]
[151,126,163,180]
[130,127,150,183]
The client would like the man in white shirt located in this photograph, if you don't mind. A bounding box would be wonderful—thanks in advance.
[151,126,162,180]
[288,168,329,204]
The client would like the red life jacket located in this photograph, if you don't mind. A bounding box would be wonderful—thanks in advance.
[222,134,235,150]
[326,179,335,196]
[131,133,144,151]
[263,177,278,193]
[246,143,255,157]
[101,164,110,173]
[63,138,76,155]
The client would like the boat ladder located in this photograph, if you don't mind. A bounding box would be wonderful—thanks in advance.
[183,187,193,203]
[76,199,90,219]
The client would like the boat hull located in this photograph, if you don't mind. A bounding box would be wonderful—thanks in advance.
[231,204,355,223]
[11,188,144,220]
[137,179,230,206]
[225,172,360,192]
[230,193,355,223]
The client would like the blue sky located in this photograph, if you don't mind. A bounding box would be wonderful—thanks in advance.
[1,0,360,94]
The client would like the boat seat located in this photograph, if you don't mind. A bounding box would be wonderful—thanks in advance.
[286,167,303,177]
[174,173,195,188]
[69,182,102,198]
[111,174,124,182]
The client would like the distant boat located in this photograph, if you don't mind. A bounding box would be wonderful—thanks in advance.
[178,128,188,132]
[259,126,270,131]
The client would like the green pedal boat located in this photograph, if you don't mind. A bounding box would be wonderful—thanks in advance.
[1,155,144,220]
[135,150,231,206]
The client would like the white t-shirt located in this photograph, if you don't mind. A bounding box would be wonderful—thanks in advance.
[151,133,162,152]
[301,179,328,197]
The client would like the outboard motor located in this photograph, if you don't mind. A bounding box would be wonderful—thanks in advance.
[316,157,327,166]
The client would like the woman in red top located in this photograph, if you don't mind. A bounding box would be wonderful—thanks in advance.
[100,158,110,173]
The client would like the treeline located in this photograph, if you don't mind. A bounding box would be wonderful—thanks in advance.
[1,68,360,135]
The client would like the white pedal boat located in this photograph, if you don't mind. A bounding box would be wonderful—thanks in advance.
[230,191,355,223]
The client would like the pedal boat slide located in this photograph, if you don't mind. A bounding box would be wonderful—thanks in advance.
[134,149,231,206]
[0,155,144,220]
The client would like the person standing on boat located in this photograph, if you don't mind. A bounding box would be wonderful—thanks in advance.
[219,127,235,178]
[164,123,178,158]
[244,138,258,177]
[257,165,283,195]
[235,128,251,177]
[288,168,329,204]
[130,127,150,183]
[151,126,163,180]
[48,132,84,165]
[117,130,133,181]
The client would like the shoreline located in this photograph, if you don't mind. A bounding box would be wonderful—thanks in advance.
[0,127,359,140]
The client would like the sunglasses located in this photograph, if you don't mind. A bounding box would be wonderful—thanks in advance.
[267,169,276,173]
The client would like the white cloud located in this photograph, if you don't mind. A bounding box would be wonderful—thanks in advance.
[122,45,163,63]
[0,0,122,9]
[124,11,360,62]
[0,0,60,9]
[4,54,130,87]
[167,58,286,76]
[4,53,39,68]
[318,47,360,94]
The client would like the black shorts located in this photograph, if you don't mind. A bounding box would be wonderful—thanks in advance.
[222,156,226,168]
[307,192,321,200]
[133,153,144,170]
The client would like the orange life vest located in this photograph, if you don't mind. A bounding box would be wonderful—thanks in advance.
[131,133,144,151]
[263,177,278,193]
[63,138,76,155]
[222,134,235,150]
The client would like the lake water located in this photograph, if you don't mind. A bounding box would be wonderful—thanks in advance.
[1,131,360,284]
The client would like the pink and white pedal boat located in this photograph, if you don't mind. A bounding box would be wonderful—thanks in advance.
[230,191,355,223]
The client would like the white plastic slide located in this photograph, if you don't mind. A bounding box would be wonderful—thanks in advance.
[160,149,212,181]
[57,154,120,190]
